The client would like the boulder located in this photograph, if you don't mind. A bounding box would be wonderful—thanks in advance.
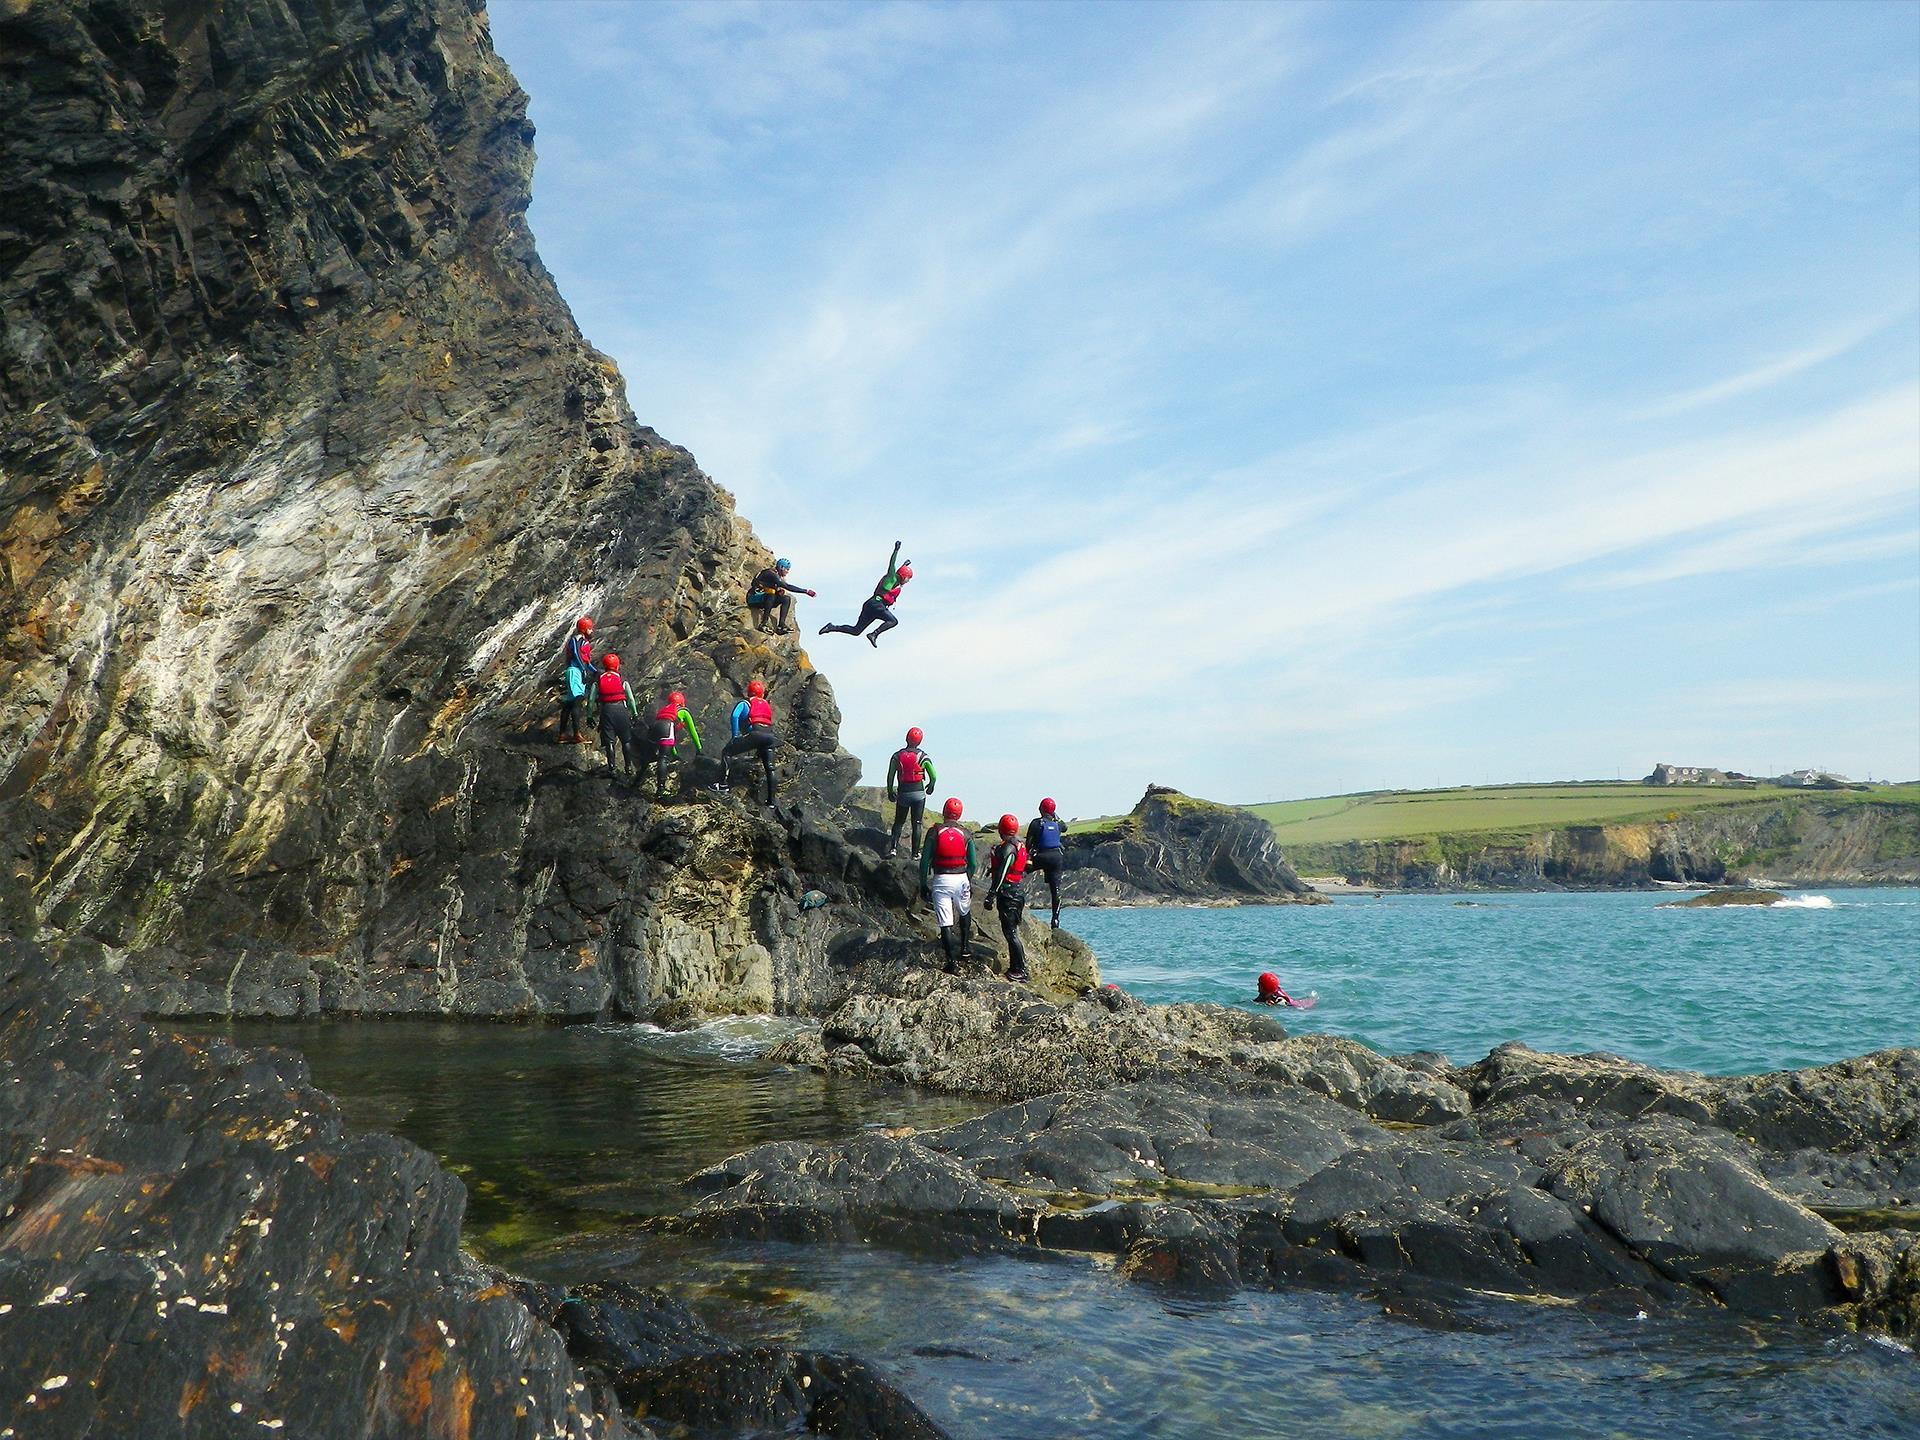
[1058,787,1325,906]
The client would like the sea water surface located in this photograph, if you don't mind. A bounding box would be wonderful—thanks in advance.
[1067,888,1920,1073]
[210,1002,1919,1440]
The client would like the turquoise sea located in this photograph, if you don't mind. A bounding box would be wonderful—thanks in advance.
[1067,888,1920,1074]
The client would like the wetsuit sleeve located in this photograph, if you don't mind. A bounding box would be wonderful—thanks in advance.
[923,757,937,793]
[964,833,978,877]
[919,831,936,886]
[1026,819,1041,848]
[679,708,702,750]
[782,579,808,594]
[730,701,748,739]
[986,843,1011,898]
[624,681,637,716]
[876,540,903,596]
[886,750,899,800]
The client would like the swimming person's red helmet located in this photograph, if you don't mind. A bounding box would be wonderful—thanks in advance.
[1039,797,1057,816]
[906,726,924,746]
[997,814,1019,838]
[942,797,963,821]
[1257,972,1282,1000]
[603,653,620,671]
[577,616,594,634]
[747,680,765,698]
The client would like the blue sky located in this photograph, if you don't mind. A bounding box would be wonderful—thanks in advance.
[491,0,1920,816]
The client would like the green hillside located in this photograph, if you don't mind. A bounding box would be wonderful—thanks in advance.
[1247,782,1920,846]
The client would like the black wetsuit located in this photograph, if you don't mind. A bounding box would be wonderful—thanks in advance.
[987,840,1029,980]
[1026,815,1068,925]
[722,725,777,803]
[558,634,599,741]
[886,745,936,853]
[819,542,906,645]
[748,567,809,632]
[599,685,636,772]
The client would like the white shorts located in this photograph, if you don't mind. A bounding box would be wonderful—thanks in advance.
[930,872,971,927]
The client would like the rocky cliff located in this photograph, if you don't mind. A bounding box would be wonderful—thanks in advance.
[1059,786,1324,906]
[0,0,984,1018]
[1285,795,1920,891]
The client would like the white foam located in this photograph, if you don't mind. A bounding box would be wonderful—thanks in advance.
[1770,895,1834,909]
[615,1014,814,1060]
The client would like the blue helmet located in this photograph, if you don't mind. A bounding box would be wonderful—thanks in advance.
[775,558,791,571]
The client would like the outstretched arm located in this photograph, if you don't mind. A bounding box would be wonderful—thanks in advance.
[681,709,703,751]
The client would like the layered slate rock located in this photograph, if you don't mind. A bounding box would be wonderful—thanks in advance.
[0,0,965,1019]
[720,983,1920,1335]
[1059,787,1323,906]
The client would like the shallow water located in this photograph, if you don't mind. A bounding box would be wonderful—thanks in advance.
[205,1018,1919,1440]
[1066,888,1920,1073]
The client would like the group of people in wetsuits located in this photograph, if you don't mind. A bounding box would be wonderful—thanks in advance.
[556,618,782,804]
[557,537,1068,980]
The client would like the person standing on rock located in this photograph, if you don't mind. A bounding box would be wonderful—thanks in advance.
[818,540,911,647]
[919,797,976,971]
[1026,798,1068,928]
[594,654,639,775]
[719,679,779,804]
[985,814,1032,983]
[886,727,937,854]
[648,689,702,797]
[557,616,600,744]
[747,558,815,635]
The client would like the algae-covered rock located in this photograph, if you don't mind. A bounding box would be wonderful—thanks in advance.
[1060,786,1325,906]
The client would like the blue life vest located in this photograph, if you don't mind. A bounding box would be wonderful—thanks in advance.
[1036,818,1063,850]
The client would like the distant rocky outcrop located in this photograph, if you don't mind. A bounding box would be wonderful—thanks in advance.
[0,0,999,1019]
[703,977,1920,1336]
[1059,786,1324,907]
[1658,888,1785,908]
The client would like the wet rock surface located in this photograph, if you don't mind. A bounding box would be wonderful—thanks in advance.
[0,0,950,1022]
[715,984,1919,1336]
[1058,786,1323,906]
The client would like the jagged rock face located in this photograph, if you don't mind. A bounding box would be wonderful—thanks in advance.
[1060,786,1323,906]
[0,0,889,1016]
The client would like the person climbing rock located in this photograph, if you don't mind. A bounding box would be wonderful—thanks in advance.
[594,653,639,775]
[746,558,815,635]
[719,679,778,804]
[818,540,911,646]
[985,813,1032,983]
[919,796,976,972]
[1025,797,1068,928]
[886,726,937,854]
[648,689,701,797]
[557,616,600,744]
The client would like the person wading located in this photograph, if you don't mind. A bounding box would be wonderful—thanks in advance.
[719,679,779,805]
[648,689,701,798]
[886,726,937,854]
[919,796,976,971]
[595,653,639,775]
[818,540,912,647]
[747,558,814,635]
[1026,797,1068,928]
[984,813,1032,983]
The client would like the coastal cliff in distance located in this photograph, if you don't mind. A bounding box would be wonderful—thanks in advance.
[1284,791,1920,891]
[1060,787,1324,906]
[0,0,1091,1018]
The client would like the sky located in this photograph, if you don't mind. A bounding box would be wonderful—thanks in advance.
[489,0,1920,817]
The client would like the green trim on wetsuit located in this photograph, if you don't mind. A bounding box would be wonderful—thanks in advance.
[673,707,702,751]
[919,826,976,886]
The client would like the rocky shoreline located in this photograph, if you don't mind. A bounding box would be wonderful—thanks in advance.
[1059,787,1327,908]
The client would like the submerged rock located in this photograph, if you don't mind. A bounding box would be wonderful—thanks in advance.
[1058,786,1325,907]
[1657,889,1787,907]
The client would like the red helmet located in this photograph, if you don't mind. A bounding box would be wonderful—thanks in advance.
[668,690,686,708]
[896,564,913,580]
[1257,972,1282,999]
[747,680,765,698]
[603,653,620,671]
[942,797,963,821]
[905,726,923,746]
[1039,797,1057,816]
[577,617,594,634]
[997,813,1019,838]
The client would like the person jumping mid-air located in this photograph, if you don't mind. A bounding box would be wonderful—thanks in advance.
[985,813,1032,983]
[819,540,912,647]
[886,726,937,853]
[595,653,639,775]
[719,679,779,804]
[747,558,815,635]
[1026,797,1068,928]
[920,796,976,971]
[557,616,600,744]
[647,689,701,798]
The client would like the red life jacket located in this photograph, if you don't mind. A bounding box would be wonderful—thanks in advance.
[931,825,970,872]
[896,748,925,785]
[596,671,627,705]
[997,841,1029,885]
[879,583,904,605]
[746,696,773,728]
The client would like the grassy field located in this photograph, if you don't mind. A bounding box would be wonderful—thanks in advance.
[1244,781,1920,846]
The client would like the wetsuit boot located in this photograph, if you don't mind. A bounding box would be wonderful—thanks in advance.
[939,925,958,973]
[958,914,974,960]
